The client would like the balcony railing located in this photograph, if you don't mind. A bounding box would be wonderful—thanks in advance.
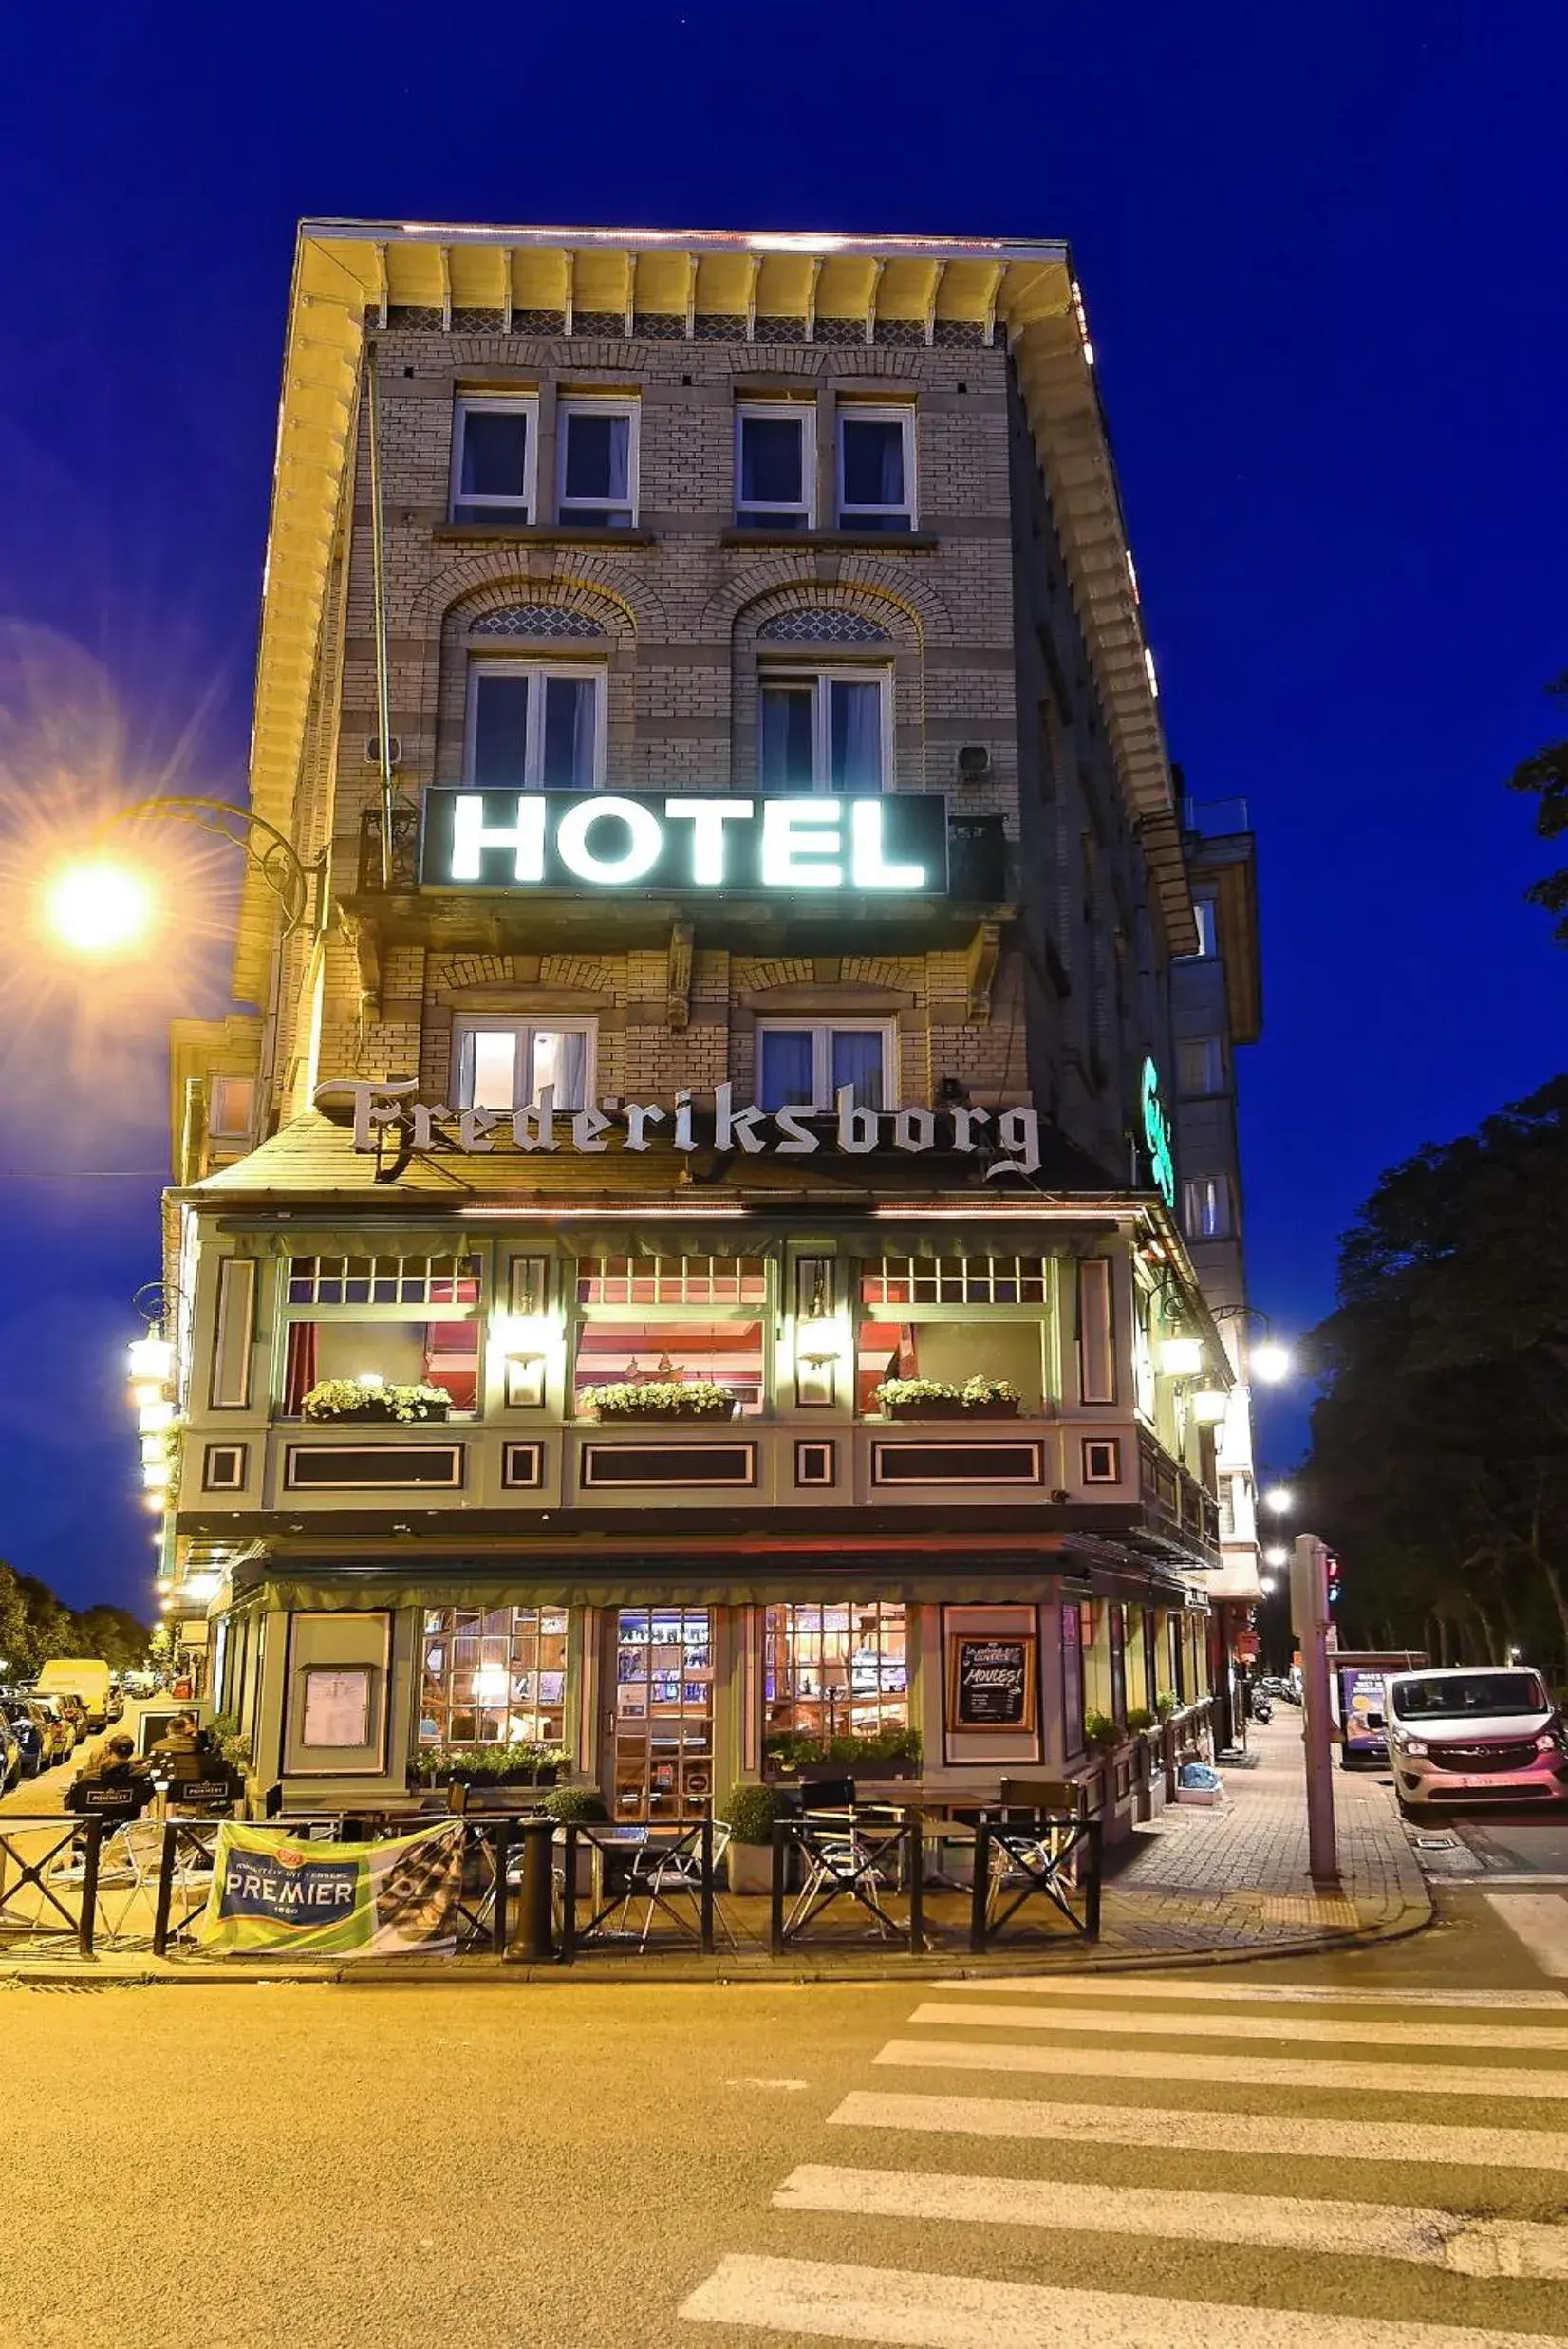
[1138,1431,1221,1556]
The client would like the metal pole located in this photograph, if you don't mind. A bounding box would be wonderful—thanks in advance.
[513,1817,555,1960]
[1291,1532,1341,1886]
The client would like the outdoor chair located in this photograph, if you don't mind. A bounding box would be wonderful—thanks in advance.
[620,1820,734,1950]
[785,1811,901,1940]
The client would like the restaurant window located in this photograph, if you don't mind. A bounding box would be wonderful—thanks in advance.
[763,1602,908,1746]
[450,395,537,525]
[758,669,889,791]
[736,401,814,529]
[855,1256,1048,1418]
[280,1254,482,1417]
[556,399,639,528]
[465,660,606,790]
[573,1255,768,1416]
[451,1018,595,1113]
[419,1607,569,1746]
[860,1256,1048,1306]
[756,1019,893,1111]
[836,405,916,531]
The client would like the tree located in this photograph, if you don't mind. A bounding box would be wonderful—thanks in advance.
[1303,1079,1568,1679]
[1505,673,1568,944]
[0,1560,151,1678]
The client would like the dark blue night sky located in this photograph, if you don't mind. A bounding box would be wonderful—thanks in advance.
[1,1,1562,1612]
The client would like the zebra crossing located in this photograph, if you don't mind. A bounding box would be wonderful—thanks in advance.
[679,1968,1568,2344]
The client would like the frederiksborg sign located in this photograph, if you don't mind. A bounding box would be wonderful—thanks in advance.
[339,1082,1051,1179]
[420,790,948,895]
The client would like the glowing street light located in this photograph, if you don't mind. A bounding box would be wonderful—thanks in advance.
[39,859,155,954]
[1250,1339,1293,1385]
[1263,1544,1289,1568]
[1262,1485,1294,1514]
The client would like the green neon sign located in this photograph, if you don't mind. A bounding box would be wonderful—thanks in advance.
[1141,1057,1176,1209]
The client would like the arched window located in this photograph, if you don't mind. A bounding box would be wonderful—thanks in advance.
[756,608,891,644]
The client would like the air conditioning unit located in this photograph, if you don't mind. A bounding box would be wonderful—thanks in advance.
[364,735,402,771]
[956,743,991,780]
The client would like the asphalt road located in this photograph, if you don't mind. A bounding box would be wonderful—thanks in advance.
[1447,1807,1568,1880]
[4,1899,1568,2349]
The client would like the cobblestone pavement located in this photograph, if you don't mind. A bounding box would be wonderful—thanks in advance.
[1099,1710,1429,1955]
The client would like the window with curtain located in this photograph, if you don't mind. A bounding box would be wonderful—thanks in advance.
[452,1019,595,1112]
[736,402,813,528]
[758,669,887,791]
[1176,1036,1225,1096]
[836,406,915,531]
[450,396,537,524]
[420,1607,569,1746]
[557,401,637,527]
[1182,1174,1235,1240]
[756,1020,892,1112]
[466,661,604,789]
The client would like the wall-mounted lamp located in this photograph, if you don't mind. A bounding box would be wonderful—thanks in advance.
[1160,1335,1204,1378]
[494,1313,554,1408]
[127,1333,174,1385]
[1191,1389,1228,1426]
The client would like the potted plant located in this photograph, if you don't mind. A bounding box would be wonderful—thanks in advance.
[542,1782,612,1897]
[416,1742,567,1801]
[580,1377,736,1422]
[717,1782,786,1893]
[762,1725,923,1780]
[960,1376,1022,1418]
[1124,1706,1157,1737]
[1083,1708,1120,1753]
[874,1376,965,1420]
[1155,1692,1178,1724]
[301,1378,453,1425]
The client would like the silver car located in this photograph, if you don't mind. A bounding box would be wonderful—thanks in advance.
[1387,1666,1568,1815]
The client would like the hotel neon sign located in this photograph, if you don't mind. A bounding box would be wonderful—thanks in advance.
[419,790,949,895]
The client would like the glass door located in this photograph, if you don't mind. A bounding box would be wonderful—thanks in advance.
[612,1608,714,1821]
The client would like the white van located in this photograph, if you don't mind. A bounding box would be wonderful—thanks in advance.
[33,1658,114,1734]
[1386,1666,1568,1816]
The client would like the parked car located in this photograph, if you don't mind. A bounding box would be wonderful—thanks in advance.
[120,1671,159,1701]
[0,1709,20,1792]
[34,1658,114,1733]
[104,1681,125,1724]
[1387,1665,1568,1816]
[52,1692,90,1746]
[23,1695,77,1766]
[0,1696,48,1780]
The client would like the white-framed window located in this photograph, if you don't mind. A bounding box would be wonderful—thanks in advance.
[758,667,889,791]
[736,401,815,529]
[450,395,537,525]
[1176,1036,1225,1097]
[452,1018,596,1113]
[756,1019,894,1112]
[1187,896,1219,958]
[836,404,916,531]
[1182,1174,1235,1241]
[464,660,606,790]
[556,400,639,528]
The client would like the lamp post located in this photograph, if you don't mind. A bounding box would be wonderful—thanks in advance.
[41,794,327,952]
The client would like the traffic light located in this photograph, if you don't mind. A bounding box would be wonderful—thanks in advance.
[1326,1553,1343,1607]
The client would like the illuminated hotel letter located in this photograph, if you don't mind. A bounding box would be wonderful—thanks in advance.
[343,1078,416,1150]
[674,1089,697,1150]
[625,1103,665,1150]
[571,1105,612,1153]
[512,1087,558,1152]
[892,1108,935,1153]
[556,796,663,885]
[850,799,926,890]
[663,797,753,885]
[835,1084,880,1153]
[952,1105,991,1152]
[449,793,547,883]
[714,1083,767,1153]
[760,800,843,887]
[773,1105,819,1154]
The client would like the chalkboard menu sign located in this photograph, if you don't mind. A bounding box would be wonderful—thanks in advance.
[950,1636,1035,1730]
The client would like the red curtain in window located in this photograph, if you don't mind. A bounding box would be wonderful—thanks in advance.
[283,1323,318,1413]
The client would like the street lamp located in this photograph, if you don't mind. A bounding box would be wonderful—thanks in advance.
[1263,1544,1289,1569]
[1208,1306,1295,1386]
[1262,1485,1295,1514]
[39,794,326,956]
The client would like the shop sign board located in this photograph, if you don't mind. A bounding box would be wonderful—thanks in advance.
[336,1079,1053,1180]
[1140,1058,1176,1210]
[193,1819,467,1956]
[948,1635,1036,1731]
[420,789,949,897]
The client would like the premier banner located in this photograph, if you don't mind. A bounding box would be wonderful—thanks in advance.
[192,1819,468,1957]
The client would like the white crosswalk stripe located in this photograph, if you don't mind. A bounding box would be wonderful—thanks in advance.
[929,1976,1568,2008]
[1484,1894,1568,1979]
[680,1975,1568,2344]
[906,1997,1568,2053]
[773,2162,1568,2277]
[873,2034,1568,2101]
[827,2087,1568,2172]
[680,2252,1568,2346]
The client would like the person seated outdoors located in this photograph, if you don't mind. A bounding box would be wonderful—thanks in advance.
[144,1712,212,1788]
[68,1733,155,1810]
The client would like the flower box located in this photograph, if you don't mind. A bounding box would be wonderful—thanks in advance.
[884,1399,969,1421]
[960,1399,1021,1418]
[591,1402,737,1423]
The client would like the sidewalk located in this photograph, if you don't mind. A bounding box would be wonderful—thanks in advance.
[0,1712,1428,1985]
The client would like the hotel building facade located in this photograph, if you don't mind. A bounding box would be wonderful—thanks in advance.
[157,221,1261,1834]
